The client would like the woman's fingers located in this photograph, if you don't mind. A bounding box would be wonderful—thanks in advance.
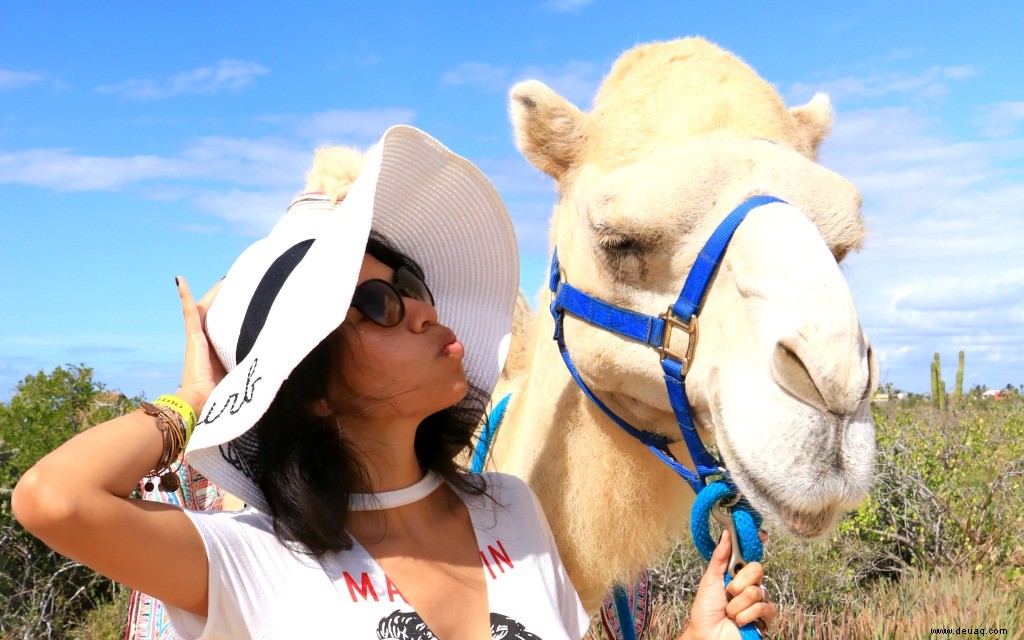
[725,583,767,619]
[177,277,202,336]
[734,602,777,628]
[725,561,764,599]
[196,279,222,323]
[725,561,773,629]
[176,276,224,404]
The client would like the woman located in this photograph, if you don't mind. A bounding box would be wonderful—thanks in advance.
[13,126,776,639]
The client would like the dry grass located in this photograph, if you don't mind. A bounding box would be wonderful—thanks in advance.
[586,568,1023,640]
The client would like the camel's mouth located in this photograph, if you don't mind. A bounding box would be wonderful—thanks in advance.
[723,444,856,539]
[746,479,841,539]
[707,390,867,540]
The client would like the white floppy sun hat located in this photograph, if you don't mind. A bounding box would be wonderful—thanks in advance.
[184,125,520,511]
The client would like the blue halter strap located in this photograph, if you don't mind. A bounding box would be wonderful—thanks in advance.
[549,195,784,493]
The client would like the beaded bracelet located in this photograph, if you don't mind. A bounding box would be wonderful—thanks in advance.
[139,399,191,492]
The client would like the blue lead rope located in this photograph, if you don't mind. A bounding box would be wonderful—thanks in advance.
[691,482,765,640]
[472,393,511,473]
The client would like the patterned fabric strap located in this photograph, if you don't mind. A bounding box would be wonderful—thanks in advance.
[126,462,228,640]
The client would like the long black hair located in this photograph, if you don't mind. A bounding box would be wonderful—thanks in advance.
[250,231,489,556]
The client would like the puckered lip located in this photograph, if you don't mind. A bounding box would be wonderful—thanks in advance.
[437,328,459,354]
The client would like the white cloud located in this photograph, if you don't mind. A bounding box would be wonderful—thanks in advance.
[516,61,602,107]
[974,101,1024,138]
[0,128,377,193]
[443,60,602,107]
[819,105,1024,391]
[540,0,594,12]
[474,156,558,250]
[188,188,299,236]
[787,64,976,105]
[0,138,308,192]
[0,69,46,90]
[0,148,187,190]
[443,63,509,92]
[0,105,418,238]
[294,108,416,142]
[95,59,269,99]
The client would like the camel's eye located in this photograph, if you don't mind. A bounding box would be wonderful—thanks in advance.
[594,227,652,280]
[598,232,644,254]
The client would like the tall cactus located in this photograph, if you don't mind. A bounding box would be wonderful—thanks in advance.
[932,352,947,411]
[954,350,965,408]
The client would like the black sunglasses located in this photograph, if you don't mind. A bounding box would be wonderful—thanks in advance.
[350,266,435,327]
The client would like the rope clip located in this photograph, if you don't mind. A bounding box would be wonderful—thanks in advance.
[711,494,747,578]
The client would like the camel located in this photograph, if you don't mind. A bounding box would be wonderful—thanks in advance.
[483,37,878,612]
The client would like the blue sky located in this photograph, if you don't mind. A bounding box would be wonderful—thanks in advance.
[2,1,1022,398]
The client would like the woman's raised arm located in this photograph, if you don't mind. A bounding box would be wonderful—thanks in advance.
[11,278,223,617]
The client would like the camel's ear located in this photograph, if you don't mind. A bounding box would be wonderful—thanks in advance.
[789,93,834,159]
[509,80,585,181]
[304,146,366,205]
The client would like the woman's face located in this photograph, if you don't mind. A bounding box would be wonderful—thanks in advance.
[327,253,468,421]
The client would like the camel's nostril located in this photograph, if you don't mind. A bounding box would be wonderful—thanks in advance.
[772,342,829,414]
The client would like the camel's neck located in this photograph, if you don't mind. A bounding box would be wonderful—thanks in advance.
[490,309,698,611]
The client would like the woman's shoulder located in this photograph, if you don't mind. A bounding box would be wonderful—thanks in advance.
[475,471,537,504]
[184,505,323,570]
[476,470,531,492]
[186,504,271,527]
[465,472,543,520]
[183,505,279,548]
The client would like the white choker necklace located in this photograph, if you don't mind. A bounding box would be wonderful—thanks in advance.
[348,471,444,511]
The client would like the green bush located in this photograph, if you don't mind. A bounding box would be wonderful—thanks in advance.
[0,366,138,639]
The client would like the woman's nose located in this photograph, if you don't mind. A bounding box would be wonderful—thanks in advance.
[405,297,438,331]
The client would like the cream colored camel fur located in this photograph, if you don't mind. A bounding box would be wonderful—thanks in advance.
[487,37,877,611]
[306,37,877,613]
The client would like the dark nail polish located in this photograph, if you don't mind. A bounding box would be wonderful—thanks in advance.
[175,276,180,287]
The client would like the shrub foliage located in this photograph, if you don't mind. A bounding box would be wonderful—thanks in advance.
[0,366,137,639]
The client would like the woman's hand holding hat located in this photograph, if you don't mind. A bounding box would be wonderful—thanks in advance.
[175,277,226,415]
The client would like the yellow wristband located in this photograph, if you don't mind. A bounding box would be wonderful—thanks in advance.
[152,394,197,442]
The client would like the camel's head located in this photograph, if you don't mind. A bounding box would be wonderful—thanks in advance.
[510,38,877,538]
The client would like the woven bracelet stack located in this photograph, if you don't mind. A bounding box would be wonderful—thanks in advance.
[139,394,197,492]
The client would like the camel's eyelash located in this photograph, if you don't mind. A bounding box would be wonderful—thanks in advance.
[598,233,645,253]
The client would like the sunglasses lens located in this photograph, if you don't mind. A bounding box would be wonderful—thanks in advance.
[352,280,403,327]
[394,267,435,306]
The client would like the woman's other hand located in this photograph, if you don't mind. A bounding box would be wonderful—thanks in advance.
[682,529,777,639]
[175,277,226,414]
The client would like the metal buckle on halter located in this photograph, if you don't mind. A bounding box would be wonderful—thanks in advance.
[658,307,698,375]
[712,494,747,578]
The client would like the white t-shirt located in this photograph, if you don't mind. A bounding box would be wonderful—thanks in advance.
[163,472,590,639]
